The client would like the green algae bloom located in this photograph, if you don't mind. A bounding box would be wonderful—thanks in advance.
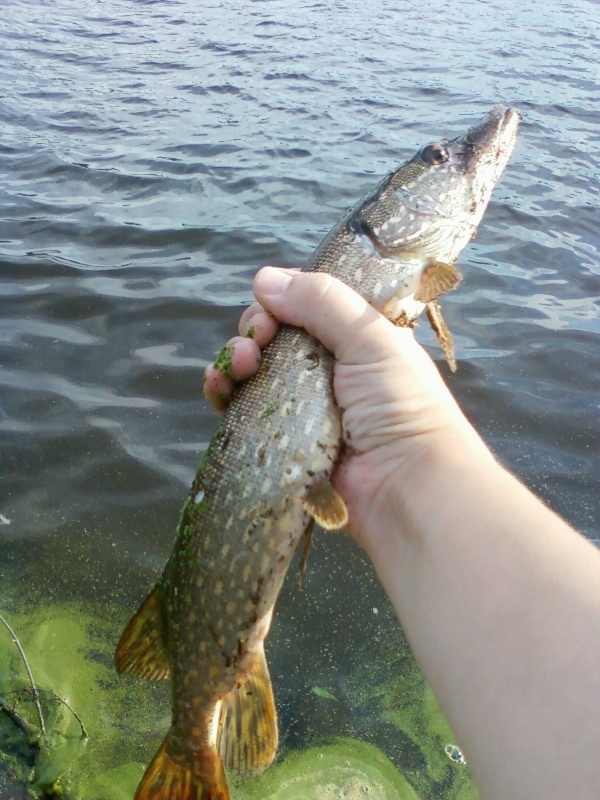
[346,638,480,800]
[237,739,419,800]
[1,557,478,800]
[0,603,168,799]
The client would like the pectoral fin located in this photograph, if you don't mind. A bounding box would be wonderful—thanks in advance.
[115,583,170,680]
[426,300,457,372]
[415,261,462,303]
[217,643,278,777]
[303,474,348,531]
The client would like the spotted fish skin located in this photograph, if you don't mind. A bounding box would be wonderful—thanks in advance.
[115,105,519,800]
[166,328,339,726]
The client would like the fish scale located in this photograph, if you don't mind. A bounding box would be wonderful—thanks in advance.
[115,104,519,800]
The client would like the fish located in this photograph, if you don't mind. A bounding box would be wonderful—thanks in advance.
[115,104,519,800]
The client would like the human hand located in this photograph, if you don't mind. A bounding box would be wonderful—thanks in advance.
[204,267,478,552]
[203,302,279,413]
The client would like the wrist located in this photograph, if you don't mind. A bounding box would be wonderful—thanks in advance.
[361,415,496,565]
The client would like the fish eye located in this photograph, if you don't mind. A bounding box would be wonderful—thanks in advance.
[420,143,449,166]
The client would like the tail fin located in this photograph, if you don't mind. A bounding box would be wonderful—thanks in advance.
[135,732,230,800]
[217,643,278,777]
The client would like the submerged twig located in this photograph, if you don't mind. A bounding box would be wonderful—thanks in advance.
[0,695,37,739]
[36,689,89,740]
[0,612,45,737]
[6,687,89,743]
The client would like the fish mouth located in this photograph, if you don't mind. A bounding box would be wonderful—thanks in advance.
[489,105,521,171]
[458,105,520,176]
[432,105,520,237]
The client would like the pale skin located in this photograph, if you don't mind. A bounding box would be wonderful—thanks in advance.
[204,266,600,800]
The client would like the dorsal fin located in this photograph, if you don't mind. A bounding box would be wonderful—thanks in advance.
[217,644,278,777]
[303,474,348,531]
[115,583,170,680]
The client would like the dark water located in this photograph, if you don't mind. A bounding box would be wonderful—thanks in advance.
[1,0,600,796]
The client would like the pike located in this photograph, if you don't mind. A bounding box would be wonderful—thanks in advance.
[116,105,519,800]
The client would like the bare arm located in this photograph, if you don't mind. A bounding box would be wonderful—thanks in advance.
[374,430,600,800]
[206,266,600,800]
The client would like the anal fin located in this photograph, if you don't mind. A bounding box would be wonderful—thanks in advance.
[115,583,170,680]
[426,300,457,372]
[217,644,278,777]
[302,474,348,531]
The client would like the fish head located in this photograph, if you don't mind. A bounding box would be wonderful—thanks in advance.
[359,105,520,263]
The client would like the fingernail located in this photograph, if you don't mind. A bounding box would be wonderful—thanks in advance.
[255,266,292,296]
[243,315,258,338]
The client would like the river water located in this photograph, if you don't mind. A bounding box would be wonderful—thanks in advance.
[1,0,599,798]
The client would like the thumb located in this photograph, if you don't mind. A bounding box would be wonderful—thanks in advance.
[253,267,406,365]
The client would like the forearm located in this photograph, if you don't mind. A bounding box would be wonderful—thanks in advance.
[368,425,600,800]
[220,267,600,796]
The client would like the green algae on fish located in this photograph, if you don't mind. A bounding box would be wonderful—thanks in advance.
[258,401,279,419]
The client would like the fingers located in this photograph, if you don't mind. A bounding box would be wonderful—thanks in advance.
[239,303,263,335]
[203,335,261,413]
[253,267,403,365]
[238,304,279,349]
[204,300,280,413]
[203,365,234,414]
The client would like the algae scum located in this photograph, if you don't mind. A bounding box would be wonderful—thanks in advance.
[0,562,479,800]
